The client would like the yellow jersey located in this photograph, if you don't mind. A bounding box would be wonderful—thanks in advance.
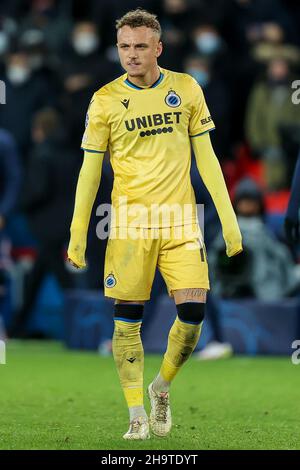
[82,67,215,228]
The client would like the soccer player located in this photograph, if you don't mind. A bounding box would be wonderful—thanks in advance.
[68,9,243,440]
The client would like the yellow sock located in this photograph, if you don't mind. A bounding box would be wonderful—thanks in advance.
[160,316,202,382]
[123,387,144,408]
[112,320,144,408]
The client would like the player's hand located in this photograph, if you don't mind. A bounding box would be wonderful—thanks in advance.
[67,257,81,269]
[226,245,243,257]
[284,217,300,246]
[67,252,86,269]
[67,246,86,269]
[225,235,243,257]
[67,235,87,269]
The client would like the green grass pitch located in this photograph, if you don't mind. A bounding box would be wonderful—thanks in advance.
[0,341,299,450]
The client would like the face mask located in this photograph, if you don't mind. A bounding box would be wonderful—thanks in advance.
[0,32,8,55]
[73,33,99,55]
[7,65,31,85]
[238,216,263,230]
[195,33,221,55]
[187,68,210,87]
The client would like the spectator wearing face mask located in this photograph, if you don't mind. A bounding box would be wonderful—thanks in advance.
[209,178,299,300]
[59,21,120,150]
[190,23,233,83]
[245,57,300,189]
[228,0,298,53]
[184,54,231,158]
[18,0,72,55]
[18,28,59,93]
[0,49,55,162]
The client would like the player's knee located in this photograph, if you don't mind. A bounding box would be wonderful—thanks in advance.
[114,303,144,323]
[176,302,205,324]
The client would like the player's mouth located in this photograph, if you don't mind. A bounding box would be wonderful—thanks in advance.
[128,62,141,67]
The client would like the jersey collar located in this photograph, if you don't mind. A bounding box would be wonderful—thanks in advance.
[124,70,164,90]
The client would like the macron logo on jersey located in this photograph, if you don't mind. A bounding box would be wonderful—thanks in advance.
[121,98,130,109]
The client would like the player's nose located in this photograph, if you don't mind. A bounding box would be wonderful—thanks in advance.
[128,46,138,58]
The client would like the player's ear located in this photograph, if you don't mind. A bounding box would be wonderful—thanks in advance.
[156,41,163,58]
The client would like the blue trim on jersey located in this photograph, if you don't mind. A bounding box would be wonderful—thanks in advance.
[179,319,202,325]
[81,148,105,154]
[190,128,216,138]
[125,80,142,90]
[124,72,164,90]
[114,317,143,323]
[151,72,164,88]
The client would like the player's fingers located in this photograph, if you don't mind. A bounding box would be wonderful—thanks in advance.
[67,258,80,269]
[228,248,243,257]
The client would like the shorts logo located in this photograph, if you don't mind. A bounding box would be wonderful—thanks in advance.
[165,90,181,108]
[105,273,116,288]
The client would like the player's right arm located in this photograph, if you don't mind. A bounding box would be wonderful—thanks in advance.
[67,92,109,268]
[67,151,104,268]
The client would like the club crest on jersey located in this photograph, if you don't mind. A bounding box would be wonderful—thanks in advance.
[105,273,116,288]
[165,90,181,108]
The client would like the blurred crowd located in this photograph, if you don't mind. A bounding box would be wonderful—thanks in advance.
[1,0,300,339]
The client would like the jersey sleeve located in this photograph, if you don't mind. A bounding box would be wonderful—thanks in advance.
[81,93,110,153]
[188,78,215,137]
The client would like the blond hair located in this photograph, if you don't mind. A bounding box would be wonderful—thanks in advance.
[116,8,161,39]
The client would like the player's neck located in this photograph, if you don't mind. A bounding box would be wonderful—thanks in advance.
[127,66,160,89]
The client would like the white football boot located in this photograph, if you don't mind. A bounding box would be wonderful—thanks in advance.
[123,416,150,440]
[197,341,233,360]
[147,383,172,437]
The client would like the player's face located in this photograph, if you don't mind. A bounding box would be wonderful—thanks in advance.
[117,26,162,77]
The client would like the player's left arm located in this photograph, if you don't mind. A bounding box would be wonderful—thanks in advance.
[192,132,243,256]
[192,132,242,257]
[187,75,242,257]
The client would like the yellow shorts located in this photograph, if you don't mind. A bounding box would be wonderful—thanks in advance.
[104,224,209,301]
